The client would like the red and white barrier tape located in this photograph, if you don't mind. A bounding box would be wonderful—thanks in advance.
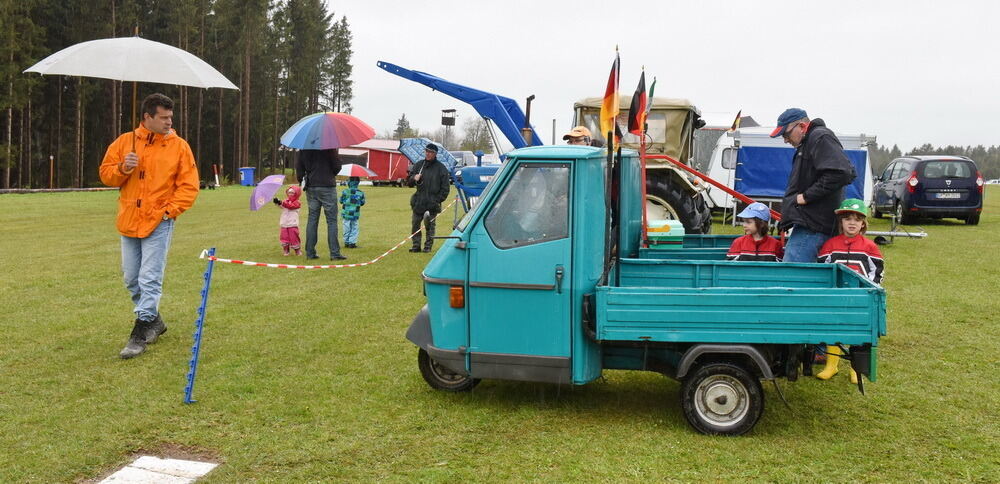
[199,199,457,269]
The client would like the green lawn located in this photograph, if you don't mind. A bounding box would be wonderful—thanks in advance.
[1,185,997,482]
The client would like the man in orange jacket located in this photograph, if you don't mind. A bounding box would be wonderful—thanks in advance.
[100,93,200,359]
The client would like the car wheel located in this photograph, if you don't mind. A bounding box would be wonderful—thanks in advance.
[871,203,883,219]
[895,202,914,225]
[680,362,764,436]
[966,213,981,225]
[417,349,480,392]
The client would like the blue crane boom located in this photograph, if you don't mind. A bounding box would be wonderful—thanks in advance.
[377,61,543,149]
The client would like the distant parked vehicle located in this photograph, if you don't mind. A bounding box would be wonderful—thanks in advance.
[986,178,1000,185]
[872,155,984,225]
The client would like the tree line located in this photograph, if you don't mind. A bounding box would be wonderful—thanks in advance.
[0,0,353,189]
[870,143,1000,179]
[382,113,495,153]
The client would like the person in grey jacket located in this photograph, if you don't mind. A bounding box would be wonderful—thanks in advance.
[407,143,451,252]
[770,108,856,262]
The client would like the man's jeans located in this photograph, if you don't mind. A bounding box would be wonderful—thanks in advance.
[783,225,830,263]
[343,218,359,245]
[305,186,342,258]
[121,218,174,322]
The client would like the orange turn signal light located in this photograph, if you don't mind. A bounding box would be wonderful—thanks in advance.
[449,286,465,308]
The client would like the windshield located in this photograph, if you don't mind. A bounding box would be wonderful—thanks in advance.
[455,166,502,232]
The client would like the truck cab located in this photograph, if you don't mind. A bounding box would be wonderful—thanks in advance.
[407,145,886,435]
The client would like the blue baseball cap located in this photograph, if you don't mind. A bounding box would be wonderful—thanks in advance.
[769,108,808,138]
[737,202,771,221]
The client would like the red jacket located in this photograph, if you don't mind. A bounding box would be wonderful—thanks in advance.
[817,234,884,284]
[726,234,783,262]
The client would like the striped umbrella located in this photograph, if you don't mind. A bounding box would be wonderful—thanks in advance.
[337,163,378,178]
[280,112,375,150]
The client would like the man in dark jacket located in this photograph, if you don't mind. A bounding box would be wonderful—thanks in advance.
[407,143,451,252]
[295,148,346,260]
[770,108,856,262]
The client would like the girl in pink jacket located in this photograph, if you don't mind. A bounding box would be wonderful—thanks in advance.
[273,185,303,256]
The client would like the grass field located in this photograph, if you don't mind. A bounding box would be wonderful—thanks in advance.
[1,184,998,482]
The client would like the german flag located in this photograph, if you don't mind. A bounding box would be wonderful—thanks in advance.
[729,109,742,132]
[599,51,620,142]
[627,70,648,136]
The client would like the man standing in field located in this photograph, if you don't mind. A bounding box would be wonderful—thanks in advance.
[770,108,856,262]
[99,93,199,359]
[407,143,450,253]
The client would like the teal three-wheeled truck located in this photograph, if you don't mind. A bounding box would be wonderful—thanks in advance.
[406,145,886,435]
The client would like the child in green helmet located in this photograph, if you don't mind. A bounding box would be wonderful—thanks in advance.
[815,198,885,382]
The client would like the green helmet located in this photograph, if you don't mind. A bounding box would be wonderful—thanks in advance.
[835,198,868,217]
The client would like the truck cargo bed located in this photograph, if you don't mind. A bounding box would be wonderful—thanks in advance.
[595,259,885,345]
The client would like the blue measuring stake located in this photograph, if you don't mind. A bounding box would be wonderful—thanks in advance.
[184,247,217,404]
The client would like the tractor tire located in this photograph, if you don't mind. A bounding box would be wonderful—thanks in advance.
[646,171,712,234]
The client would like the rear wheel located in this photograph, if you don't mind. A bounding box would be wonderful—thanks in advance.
[417,349,480,392]
[895,202,915,225]
[681,362,764,436]
[871,203,883,219]
[646,171,712,234]
[966,213,980,225]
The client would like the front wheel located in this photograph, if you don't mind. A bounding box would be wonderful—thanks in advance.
[680,362,764,436]
[417,349,480,392]
[871,203,883,219]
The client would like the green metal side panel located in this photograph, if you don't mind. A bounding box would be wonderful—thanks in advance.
[638,247,729,260]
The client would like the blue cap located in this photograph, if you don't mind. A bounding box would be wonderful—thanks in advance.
[769,108,808,138]
[737,202,771,221]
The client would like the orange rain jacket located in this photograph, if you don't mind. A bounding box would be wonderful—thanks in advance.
[100,125,200,238]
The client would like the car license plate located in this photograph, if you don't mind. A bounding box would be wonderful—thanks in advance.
[936,193,961,199]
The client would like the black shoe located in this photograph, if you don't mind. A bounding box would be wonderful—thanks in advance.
[422,247,432,253]
[120,319,150,359]
[306,255,319,260]
[331,255,347,260]
[345,243,356,248]
[144,314,167,344]
[408,248,421,253]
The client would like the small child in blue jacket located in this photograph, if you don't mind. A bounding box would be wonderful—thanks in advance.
[339,176,366,248]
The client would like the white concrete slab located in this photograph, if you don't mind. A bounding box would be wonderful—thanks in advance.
[100,456,218,484]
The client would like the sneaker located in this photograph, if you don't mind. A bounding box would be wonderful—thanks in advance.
[408,248,421,253]
[294,249,302,256]
[306,255,319,260]
[120,319,150,359]
[422,247,432,253]
[144,314,167,344]
[331,255,347,260]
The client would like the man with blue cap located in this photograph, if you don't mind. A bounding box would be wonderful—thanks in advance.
[770,108,856,262]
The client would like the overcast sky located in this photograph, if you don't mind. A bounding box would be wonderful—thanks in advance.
[332,0,999,152]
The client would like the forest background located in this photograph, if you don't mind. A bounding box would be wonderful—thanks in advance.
[1,1,997,190]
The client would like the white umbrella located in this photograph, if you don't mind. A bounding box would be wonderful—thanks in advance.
[24,36,238,150]
[24,36,237,89]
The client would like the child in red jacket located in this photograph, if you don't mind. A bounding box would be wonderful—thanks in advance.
[815,198,885,382]
[273,185,303,256]
[726,202,783,262]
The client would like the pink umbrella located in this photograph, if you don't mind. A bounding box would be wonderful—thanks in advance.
[338,163,378,178]
[250,174,286,211]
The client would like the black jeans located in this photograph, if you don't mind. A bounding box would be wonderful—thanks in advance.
[411,209,438,250]
[305,187,342,258]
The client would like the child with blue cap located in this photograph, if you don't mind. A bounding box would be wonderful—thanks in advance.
[726,202,783,262]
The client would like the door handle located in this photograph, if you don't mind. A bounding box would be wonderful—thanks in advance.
[554,265,565,294]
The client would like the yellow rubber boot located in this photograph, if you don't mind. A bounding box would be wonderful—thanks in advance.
[816,346,840,380]
[849,368,858,384]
